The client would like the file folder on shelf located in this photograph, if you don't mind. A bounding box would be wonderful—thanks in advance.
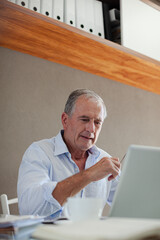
[75,0,87,32]
[16,0,29,8]
[41,0,52,18]
[52,0,64,22]
[85,0,95,34]
[29,0,41,13]
[64,0,76,27]
[93,0,104,38]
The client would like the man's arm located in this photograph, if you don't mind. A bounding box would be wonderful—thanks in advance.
[52,157,120,206]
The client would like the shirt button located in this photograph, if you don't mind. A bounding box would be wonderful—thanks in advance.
[75,167,79,172]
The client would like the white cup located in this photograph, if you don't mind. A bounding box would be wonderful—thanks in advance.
[63,197,104,222]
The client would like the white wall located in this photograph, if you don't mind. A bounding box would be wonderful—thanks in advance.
[121,0,160,61]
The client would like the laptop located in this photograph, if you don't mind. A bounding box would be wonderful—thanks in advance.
[108,144,160,219]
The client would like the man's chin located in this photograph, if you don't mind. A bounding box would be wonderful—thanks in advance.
[79,143,94,151]
[78,137,96,151]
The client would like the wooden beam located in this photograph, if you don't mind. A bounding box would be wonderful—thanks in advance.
[0,0,160,94]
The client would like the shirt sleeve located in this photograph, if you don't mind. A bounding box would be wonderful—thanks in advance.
[17,143,62,217]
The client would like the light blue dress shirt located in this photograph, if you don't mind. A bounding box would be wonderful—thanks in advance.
[17,131,120,217]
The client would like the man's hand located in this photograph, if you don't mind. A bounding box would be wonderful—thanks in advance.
[87,157,120,182]
[52,157,120,206]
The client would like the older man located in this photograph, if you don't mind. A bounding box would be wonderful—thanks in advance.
[17,89,120,217]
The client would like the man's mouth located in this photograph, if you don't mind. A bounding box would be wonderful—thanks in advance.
[80,134,94,140]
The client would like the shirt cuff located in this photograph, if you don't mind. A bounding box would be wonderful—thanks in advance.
[42,181,62,210]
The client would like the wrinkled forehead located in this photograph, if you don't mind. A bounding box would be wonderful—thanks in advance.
[74,96,105,119]
[76,95,103,106]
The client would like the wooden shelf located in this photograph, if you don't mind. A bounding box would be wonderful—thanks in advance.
[0,0,160,94]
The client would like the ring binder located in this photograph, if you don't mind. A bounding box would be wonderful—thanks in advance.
[94,0,104,38]
[16,0,28,8]
[52,0,64,22]
[29,0,41,13]
[41,0,52,18]
[64,0,76,27]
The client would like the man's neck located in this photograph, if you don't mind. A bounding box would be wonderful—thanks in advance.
[67,146,88,171]
[71,150,88,161]
[71,151,88,171]
[62,132,88,169]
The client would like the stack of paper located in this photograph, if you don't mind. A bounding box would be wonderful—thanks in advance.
[32,217,160,240]
[0,215,43,239]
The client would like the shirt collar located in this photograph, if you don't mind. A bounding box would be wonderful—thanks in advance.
[88,145,100,159]
[54,130,100,158]
[54,130,69,156]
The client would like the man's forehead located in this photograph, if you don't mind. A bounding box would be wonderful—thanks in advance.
[75,95,103,107]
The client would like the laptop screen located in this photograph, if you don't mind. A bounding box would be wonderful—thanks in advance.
[109,145,160,219]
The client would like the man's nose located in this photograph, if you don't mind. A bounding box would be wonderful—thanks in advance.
[86,121,95,133]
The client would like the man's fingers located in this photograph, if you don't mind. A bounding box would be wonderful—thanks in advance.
[89,156,121,182]
[108,175,115,181]
[110,158,121,169]
[108,167,120,181]
[110,157,119,162]
[107,158,120,181]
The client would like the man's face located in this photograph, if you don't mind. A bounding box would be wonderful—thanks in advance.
[62,96,104,153]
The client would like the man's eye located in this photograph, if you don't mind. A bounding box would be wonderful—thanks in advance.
[81,118,89,122]
[95,121,101,125]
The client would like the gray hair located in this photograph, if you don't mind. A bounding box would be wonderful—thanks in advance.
[64,89,107,120]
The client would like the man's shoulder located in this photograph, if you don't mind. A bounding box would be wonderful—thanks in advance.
[25,136,56,156]
[31,137,56,152]
[35,137,55,145]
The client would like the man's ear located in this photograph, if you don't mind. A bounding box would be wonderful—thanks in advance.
[61,112,69,130]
